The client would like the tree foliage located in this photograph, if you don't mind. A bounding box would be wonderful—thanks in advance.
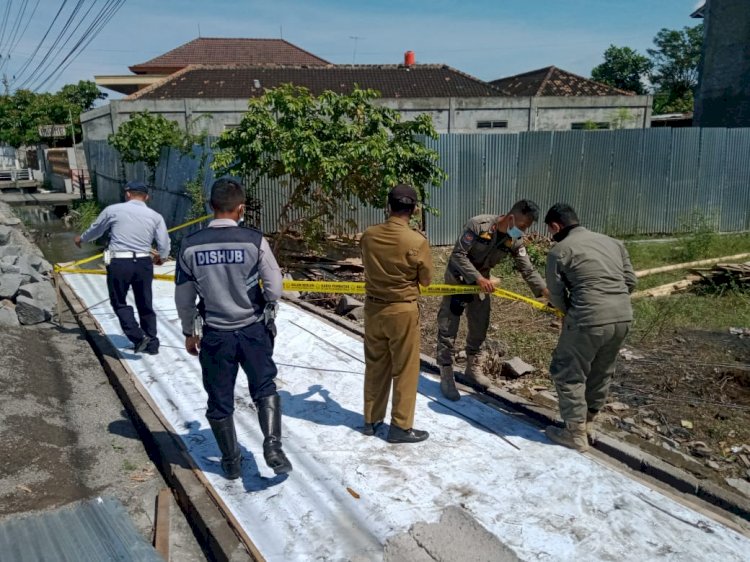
[591,45,652,95]
[590,24,703,116]
[108,110,199,182]
[0,80,106,147]
[213,84,447,251]
[648,24,703,114]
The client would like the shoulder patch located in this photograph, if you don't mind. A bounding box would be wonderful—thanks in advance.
[461,230,476,244]
[516,246,528,257]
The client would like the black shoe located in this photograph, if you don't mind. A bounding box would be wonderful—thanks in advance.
[362,421,383,436]
[134,335,151,353]
[387,426,429,444]
[257,394,293,475]
[144,344,159,355]
[208,416,242,480]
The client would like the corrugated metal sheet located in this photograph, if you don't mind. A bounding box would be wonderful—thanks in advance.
[548,130,585,210]
[483,133,520,213]
[696,128,727,229]
[517,131,553,210]
[668,128,702,232]
[638,128,672,233]
[577,130,614,233]
[608,129,644,235]
[721,128,750,231]
[0,497,162,562]
[424,134,485,245]
[86,128,750,244]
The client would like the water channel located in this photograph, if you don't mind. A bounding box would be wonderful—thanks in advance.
[11,204,101,265]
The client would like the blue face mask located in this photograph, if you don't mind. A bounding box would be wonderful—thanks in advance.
[507,216,524,239]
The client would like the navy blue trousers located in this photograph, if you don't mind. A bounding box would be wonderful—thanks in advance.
[199,322,278,420]
[106,257,157,348]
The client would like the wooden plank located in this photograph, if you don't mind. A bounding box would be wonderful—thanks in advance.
[632,277,699,299]
[154,488,171,560]
[635,254,750,278]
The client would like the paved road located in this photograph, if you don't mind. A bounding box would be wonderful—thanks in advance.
[0,303,207,562]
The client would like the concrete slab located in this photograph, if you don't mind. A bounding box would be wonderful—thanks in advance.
[63,269,750,561]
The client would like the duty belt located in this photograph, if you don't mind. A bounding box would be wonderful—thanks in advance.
[111,251,151,259]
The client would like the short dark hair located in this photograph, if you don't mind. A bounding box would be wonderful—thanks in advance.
[389,199,416,214]
[509,199,540,222]
[545,203,580,227]
[210,178,245,212]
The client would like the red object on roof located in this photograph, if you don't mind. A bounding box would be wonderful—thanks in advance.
[490,66,635,97]
[129,37,329,75]
[404,51,415,67]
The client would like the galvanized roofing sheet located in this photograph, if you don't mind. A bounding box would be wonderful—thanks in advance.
[0,497,162,562]
[62,268,750,561]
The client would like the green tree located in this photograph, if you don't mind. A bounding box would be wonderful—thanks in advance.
[0,80,106,147]
[647,24,703,114]
[58,80,107,112]
[108,110,188,182]
[591,45,652,95]
[213,84,447,251]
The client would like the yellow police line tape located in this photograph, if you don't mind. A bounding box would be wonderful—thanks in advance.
[53,212,561,316]
[53,213,214,271]
[53,266,561,316]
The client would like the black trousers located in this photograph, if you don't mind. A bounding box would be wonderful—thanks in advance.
[199,322,278,420]
[106,257,157,347]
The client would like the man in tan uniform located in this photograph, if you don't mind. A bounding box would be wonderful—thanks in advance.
[544,203,636,452]
[437,200,549,401]
[360,184,434,444]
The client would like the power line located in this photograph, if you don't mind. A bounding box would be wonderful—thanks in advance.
[35,0,126,92]
[9,0,70,87]
[0,0,40,75]
[15,0,90,89]
[21,0,101,90]
[0,0,15,61]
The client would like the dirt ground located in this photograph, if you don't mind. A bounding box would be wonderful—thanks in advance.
[293,242,750,492]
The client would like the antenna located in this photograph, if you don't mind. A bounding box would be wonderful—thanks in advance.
[198,24,202,37]
[349,36,364,64]
[280,25,283,39]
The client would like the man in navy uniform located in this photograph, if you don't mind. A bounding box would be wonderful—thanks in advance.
[175,178,292,479]
[75,180,169,354]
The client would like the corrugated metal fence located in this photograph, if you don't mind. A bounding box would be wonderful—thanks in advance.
[85,127,750,245]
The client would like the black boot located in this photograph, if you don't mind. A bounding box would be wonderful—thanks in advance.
[256,394,293,475]
[387,425,429,444]
[208,416,242,480]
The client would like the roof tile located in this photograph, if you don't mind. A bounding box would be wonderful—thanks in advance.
[129,64,504,100]
[129,38,329,74]
[490,66,634,97]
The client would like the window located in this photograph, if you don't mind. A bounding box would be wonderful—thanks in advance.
[571,122,610,130]
[476,120,508,129]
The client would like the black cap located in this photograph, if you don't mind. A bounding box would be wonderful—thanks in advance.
[124,180,148,193]
[388,184,418,205]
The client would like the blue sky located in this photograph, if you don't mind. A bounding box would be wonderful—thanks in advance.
[1,0,701,94]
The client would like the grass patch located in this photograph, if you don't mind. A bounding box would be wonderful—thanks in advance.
[631,291,750,344]
[625,232,750,271]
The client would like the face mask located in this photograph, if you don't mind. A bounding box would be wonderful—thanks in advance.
[506,216,523,239]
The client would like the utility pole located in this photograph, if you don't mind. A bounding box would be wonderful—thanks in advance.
[349,36,364,64]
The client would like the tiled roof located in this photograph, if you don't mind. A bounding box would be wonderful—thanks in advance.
[129,64,505,100]
[129,38,329,74]
[490,66,634,97]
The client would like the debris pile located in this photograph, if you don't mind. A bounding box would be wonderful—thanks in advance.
[692,262,750,292]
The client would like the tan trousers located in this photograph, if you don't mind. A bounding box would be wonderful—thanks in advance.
[363,300,421,430]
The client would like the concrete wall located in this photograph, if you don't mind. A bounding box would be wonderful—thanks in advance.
[81,94,652,141]
[694,0,750,127]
